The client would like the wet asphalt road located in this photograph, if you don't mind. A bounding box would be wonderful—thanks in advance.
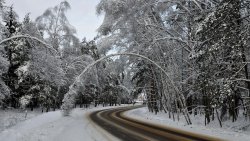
[89,106,223,141]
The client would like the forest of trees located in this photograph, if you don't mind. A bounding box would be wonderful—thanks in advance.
[0,1,130,113]
[1,0,250,127]
[91,0,250,126]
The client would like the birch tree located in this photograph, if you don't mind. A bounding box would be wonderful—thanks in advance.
[36,1,79,51]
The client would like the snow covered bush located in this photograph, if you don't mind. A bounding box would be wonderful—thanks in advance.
[19,95,31,109]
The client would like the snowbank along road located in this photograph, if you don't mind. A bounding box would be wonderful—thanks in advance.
[89,106,225,141]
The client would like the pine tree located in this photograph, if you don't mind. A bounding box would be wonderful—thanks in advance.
[194,0,245,123]
[1,7,23,108]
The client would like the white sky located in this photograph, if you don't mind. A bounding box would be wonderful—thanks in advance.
[5,0,104,41]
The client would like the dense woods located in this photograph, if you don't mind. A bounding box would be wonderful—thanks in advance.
[93,0,250,126]
[1,0,250,127]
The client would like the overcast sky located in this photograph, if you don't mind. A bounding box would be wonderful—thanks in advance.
[5,0,104,40]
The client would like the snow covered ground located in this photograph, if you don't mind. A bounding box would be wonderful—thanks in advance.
[0,105,122,141]
[0,109,41,132]
[124,106,250,141]
[2,105,250,141]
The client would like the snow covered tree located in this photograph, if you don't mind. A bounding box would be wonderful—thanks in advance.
[0,53,9,106]
[36,1,79,51]
[193,0,247,123]
[1,6,25,108]
[0,1,10,107]
[33,1,81,111]
[7,13,66,111]
[132,60,159,114]
[0,4,69,110]
[96,0,193,124]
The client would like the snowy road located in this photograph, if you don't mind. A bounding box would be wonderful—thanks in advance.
[1,105,242,141]
[90,106,224,141]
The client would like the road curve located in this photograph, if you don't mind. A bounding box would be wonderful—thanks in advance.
[89,106,224,141]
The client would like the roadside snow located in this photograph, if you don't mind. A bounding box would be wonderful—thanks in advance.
[124,107,250,141]
[0,106,122,141]
[0,109,41,132]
